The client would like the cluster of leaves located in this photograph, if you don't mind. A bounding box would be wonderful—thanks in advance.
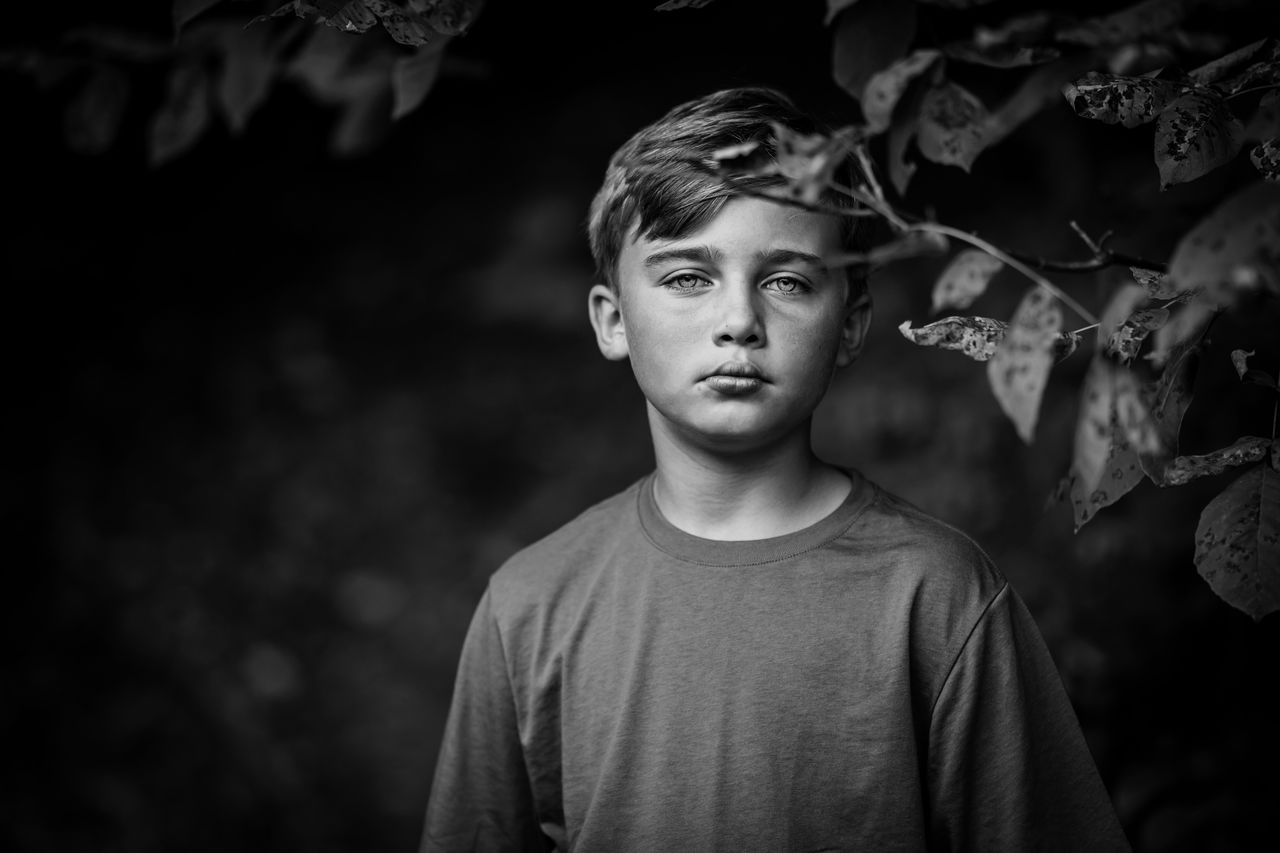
[675,0,1280,620]
[0,0,484,163]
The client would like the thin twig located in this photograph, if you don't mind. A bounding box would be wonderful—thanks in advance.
[910,223,1100,325]
[1225,83,1280,101]
[1004,248,1168,273]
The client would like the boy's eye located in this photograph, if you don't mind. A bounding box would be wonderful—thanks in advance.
[764,276,807,294]
[664,273,710,290]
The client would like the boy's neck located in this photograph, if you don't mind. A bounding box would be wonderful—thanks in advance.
[648,412,852,541]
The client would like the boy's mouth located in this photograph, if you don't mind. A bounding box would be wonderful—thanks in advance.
[702,361,766,395]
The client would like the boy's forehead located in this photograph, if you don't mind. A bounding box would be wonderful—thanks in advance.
[620,197,844,261]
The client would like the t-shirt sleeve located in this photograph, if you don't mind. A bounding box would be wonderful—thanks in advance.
[420,586,552,853]
[925,584,1133,853]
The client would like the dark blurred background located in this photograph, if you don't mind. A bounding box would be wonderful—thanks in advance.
[4,1,1279,851]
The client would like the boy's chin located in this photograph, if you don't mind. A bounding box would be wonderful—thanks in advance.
[651,406,807,454]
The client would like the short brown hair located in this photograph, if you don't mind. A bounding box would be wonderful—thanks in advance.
[586,87,866,294]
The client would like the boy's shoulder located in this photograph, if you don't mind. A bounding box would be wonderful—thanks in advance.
[487,476,646,601]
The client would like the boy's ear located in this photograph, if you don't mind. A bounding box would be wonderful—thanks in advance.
[588,283,630,361]
[835,287,873,368]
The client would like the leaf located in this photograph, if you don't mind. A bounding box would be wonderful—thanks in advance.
[324,1,379,33]
[1107,307,1169,363]
[64,64,130,154]
[1055,0,1197,48]
[1147,300,1214,368]
[861,50,941,134]
[1213,57,1280,98]
[1062,72,1185,128]
[1188,38,1278,88]
[831,0,917,105]
[900,316,1006,361]
[973,11,1055,48]
[1231,348,1256,378]
[1067,450,1146,531]
[1096,282,1149,356]
[1164,436,1273,486]
[149,61,213,166]
[899,315,1080,363]
[772,124,858,205]
[987,286,1061,443]
[1139,327,1202,481]
[1154,90,1244,189]
[365,0,437,46]
[824,0,860,25]
[413,0,486,36]
[392,38,448,119]
[917,81,990,171]
[1068,358,1156,529]
[656,0,715,9]
[216,23,276,135]
[174,0,225,35]
[1167,181,1280,301]
[1245,90,1280,142]
[1194,459,1280,621]
[942,41,1059,69]
[1253,139,1280,182]
[1129,266,1177,299]
[931,249,1001,314]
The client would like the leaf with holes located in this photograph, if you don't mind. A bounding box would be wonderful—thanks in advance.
[1062,72,1185,128]
[1065,360,1151,533]
[917,81,990,171]
[899,316,1006,361]
[1253,139,1280,181]
[931,249,1002,314]
[1232,349,1255,378]
[1194,457,1280,621]
[1096,282,1148,355]
[1154,90,1244,190]
[1070,356,1157,522]
[1164,437,1273,486]
[1129,266,1177,299]
[862,50,941,134]
[1107,307,1168,363]
[987,287,1061,443]
[899,315,1080,362]
[365,0,435,46]
[1168,181,1280,301]
[771,124,858,205]
[832,0,916,105]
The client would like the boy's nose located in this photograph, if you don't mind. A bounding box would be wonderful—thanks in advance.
[714,286,765,347]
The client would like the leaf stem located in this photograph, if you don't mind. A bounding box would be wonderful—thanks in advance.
[1225,83,1280,101]
[908,223,1100,325]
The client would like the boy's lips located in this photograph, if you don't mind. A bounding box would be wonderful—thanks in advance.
[701,361,767,395]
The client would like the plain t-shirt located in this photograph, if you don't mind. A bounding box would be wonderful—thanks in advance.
[421,471,1132,852]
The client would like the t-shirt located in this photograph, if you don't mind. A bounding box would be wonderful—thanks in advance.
[421,471,1132,852]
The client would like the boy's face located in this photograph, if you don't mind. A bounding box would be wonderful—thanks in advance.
[588,196,871,452]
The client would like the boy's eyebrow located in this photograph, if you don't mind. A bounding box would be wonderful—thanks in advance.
[754,248,829,271]
[642,246,724,269]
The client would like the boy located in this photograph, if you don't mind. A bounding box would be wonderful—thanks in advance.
[421,87,1131,852]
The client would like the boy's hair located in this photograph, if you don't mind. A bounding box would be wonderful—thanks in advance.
[587,86,867,298]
